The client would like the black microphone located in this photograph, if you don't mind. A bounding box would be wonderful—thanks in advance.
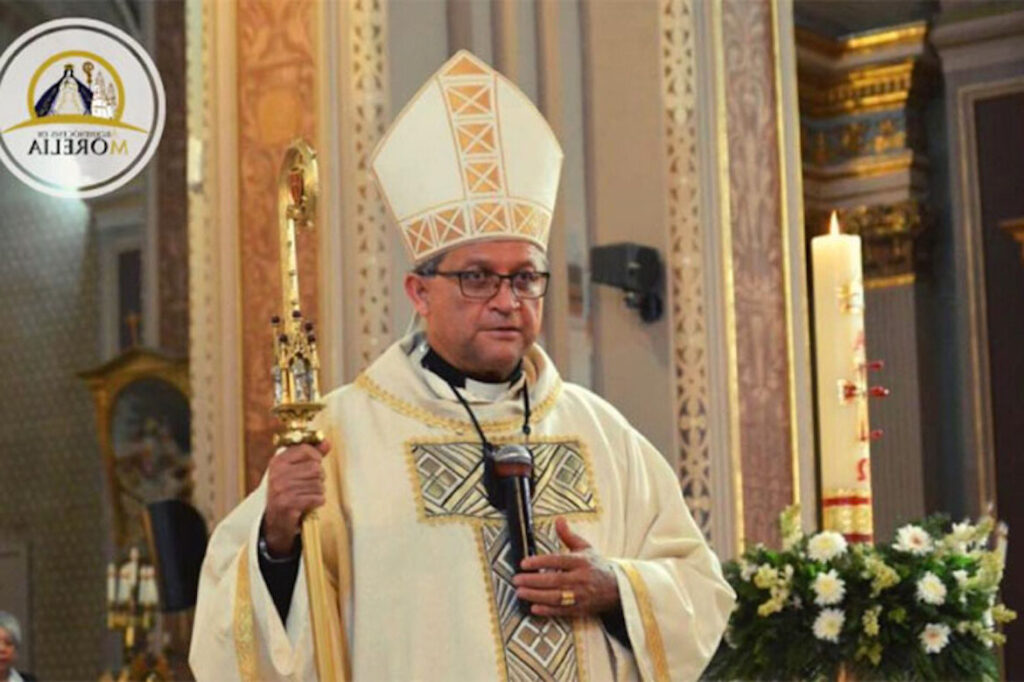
[491,444,538,579]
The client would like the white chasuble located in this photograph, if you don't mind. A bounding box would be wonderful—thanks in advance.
[190,335,735,681]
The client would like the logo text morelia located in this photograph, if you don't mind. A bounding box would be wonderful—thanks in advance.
[28,133,128,156]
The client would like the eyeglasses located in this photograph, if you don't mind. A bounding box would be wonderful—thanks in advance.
[429,269,551,299]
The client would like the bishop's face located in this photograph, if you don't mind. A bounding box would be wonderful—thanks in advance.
[405,240,546,381]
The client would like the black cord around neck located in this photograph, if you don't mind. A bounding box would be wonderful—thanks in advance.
[445,380,532,453]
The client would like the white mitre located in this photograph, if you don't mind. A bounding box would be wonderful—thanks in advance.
[370,50,563,265]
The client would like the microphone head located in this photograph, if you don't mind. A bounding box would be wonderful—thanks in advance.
[493,444,531,465]
[492,444,533,477]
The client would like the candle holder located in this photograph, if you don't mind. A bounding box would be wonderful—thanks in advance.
[101,548,168,682]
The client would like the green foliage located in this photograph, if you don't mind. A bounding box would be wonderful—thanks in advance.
[702,508,1014,681]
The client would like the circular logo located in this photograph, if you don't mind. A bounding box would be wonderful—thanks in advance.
[0,18,166,198]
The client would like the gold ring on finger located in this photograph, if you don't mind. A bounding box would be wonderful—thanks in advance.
[560,590,576,607]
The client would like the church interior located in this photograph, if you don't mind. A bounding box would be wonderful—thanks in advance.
[0,0,1022,679]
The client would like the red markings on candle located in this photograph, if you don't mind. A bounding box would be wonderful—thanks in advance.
[857,458,870,482]
[821,494,872,507]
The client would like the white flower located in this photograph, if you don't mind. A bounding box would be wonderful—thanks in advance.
[920,623,951,654]
[895,524,934,555]
[916,572,948,606]
[813,608,845,643]
[807,531,848,562]
[739,559,756,581]
[812,569,846,606]
[949,520,975,551]
[983,608,994,628]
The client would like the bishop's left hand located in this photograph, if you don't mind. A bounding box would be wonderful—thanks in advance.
[512,516,620,617]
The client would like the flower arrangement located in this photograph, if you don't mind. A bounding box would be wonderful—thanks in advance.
[704,507,1016,681]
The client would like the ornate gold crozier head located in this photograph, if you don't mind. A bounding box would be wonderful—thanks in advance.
[270,140,324,447]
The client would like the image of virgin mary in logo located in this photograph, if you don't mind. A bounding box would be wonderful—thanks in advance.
[0,18,165,198]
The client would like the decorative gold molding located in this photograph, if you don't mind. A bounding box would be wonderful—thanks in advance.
[798,23,934,297]
[802,117,916,167]
[338,0,393,373]
[659,0,714,541]
[795,22,928,60]
[802,149,919,181]
[797,22,934,119]
[800,59,919,117]
[1000,217,1024,263]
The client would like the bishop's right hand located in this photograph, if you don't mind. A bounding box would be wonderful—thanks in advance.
[263,440,330,557]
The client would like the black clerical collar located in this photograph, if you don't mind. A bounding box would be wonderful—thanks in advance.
[421,346,523,388]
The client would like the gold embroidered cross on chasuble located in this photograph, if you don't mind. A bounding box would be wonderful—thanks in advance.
[407,437,600,681]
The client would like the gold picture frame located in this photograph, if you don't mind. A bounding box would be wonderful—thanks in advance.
[80,348,191,553]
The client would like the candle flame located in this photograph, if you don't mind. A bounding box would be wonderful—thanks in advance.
[829,211,840,235]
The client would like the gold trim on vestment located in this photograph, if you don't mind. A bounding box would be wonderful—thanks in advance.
[355,372,563,435]
[233,544,258,682]
[572,618,589,682]
[474,529,510,682]
[618,561,670,682]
